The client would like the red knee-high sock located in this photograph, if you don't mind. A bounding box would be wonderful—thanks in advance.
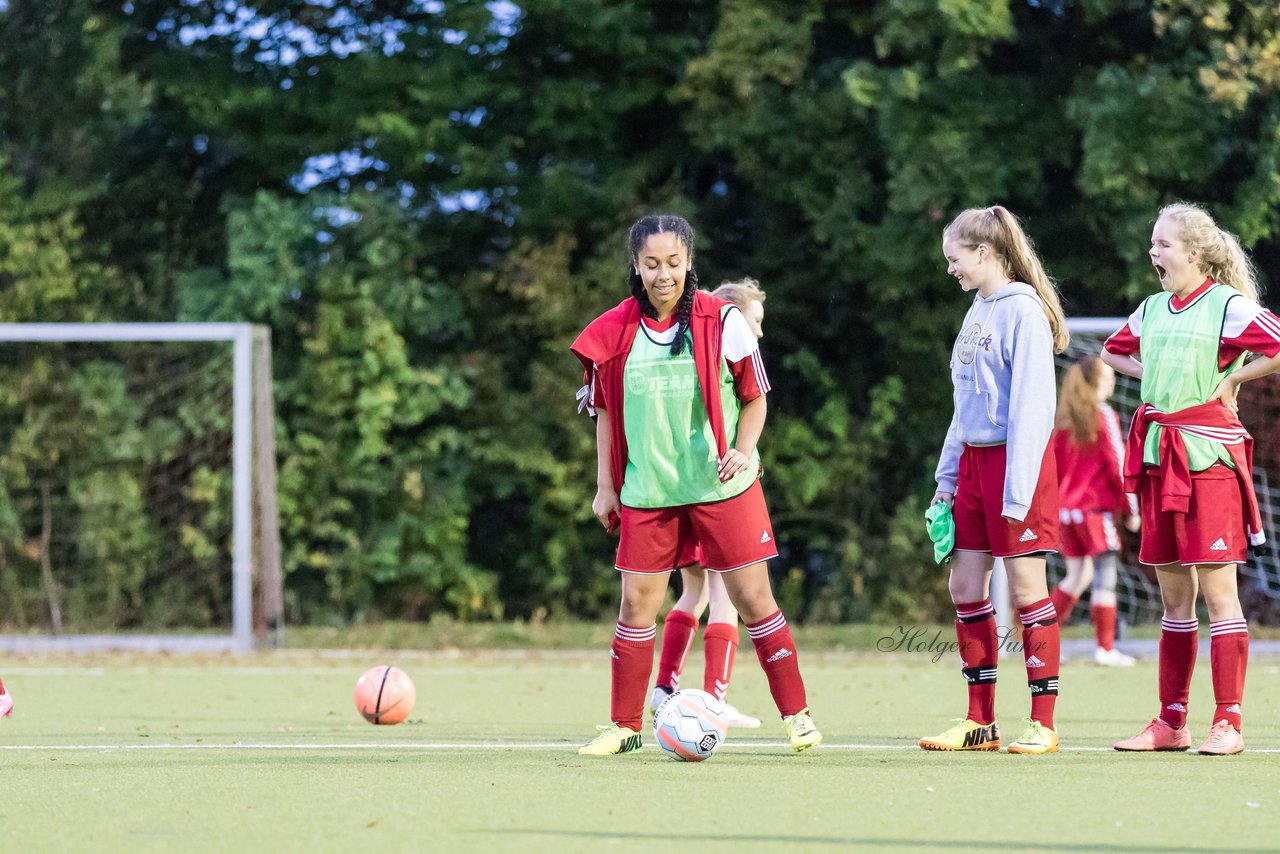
[702,622,739,701]
[655,609,699,691]
[955,599,998,724]
[1019,599,1060,729]
[1158,617,1198,729]
[1092,603,1117,651]
[1209,618,1248,731]
[1049,585,1078,625]
[745,610,807,717]
[611,622,656,732]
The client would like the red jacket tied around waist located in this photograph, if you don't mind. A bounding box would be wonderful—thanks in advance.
[1123,401,1265,547]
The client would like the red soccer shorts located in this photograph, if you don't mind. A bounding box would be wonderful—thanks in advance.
[1138,464,1247,565]
[953,443,1060,558]
[616,479,778,573]
[675,541,703,569]
[1058,509,1120,558]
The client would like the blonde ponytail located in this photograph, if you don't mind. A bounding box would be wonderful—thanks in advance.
[944,205,1070,353]
[1158,203,1261,302]
[1210,228,1260,301]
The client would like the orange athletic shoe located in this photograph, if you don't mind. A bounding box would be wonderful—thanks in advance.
[0,690,12,719]
[1114,718,1191,752]
[1197,720,1244,756]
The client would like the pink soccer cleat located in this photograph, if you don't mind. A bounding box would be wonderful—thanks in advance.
[0,690,12,719]
[1114,718,1191,751]
[1197,720,1244,756]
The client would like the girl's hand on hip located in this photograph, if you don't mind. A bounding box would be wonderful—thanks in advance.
[718,449,751,482]
[1208,376,1240,416]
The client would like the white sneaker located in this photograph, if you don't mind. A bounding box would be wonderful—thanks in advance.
[722,701,761,729]
[0,690,12,719]
[1094,647,1136,667]
[650,685,673,714]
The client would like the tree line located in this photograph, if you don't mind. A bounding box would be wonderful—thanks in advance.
[0,0,1277,628]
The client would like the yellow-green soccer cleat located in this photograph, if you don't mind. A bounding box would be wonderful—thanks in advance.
[578,724,643,756]
[783,708,823,752]
[1006,719,1059,755]
[918,719,1001,751]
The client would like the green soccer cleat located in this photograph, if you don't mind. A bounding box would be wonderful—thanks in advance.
[783,708,822,752]
[919,719,1000,751]
[1007,719,1059,755]
[578,724,643,756]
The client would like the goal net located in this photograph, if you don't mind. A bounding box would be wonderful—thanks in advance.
[0,324,282,652]
[1051,318,1280,629]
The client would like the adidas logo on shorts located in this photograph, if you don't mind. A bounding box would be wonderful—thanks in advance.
[766,648,793,663]
[1210,538,1228,551]
[760,530,772,544]
[1019,529,1038,543]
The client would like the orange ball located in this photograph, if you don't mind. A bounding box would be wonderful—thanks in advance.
[354,665,416,725]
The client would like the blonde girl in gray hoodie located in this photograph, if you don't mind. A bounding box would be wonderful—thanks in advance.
[919,206,1070,756]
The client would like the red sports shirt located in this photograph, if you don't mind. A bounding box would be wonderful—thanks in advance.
[1104,278,1280,365]
[1053,406,1135,515]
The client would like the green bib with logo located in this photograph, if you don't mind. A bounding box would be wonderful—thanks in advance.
[619,311,757,508]
[1139,285,1244,470]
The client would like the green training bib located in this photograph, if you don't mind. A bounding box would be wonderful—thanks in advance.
[1138,285,1244,470]
[618,314,757,508]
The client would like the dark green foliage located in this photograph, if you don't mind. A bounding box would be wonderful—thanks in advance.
[1,1,1278,627]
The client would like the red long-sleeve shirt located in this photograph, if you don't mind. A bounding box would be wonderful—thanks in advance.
[1052,406,1136,515]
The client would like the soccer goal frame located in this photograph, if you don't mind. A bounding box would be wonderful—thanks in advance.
[0,323,283,653]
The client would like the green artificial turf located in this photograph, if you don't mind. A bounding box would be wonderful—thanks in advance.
[1,650,1277,852]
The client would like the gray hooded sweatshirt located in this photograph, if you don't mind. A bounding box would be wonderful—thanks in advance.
[935,281,1057,521]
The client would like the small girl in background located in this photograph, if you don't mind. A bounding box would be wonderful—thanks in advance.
[652,278,767,729]
[1050,356,1139,666]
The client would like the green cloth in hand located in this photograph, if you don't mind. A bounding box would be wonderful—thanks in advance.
[924,501,955,565]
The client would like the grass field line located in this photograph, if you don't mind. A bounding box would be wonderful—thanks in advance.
[2,667,387,676]
[2,741,1277,753]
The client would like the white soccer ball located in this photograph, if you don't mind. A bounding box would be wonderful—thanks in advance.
[653,688,729,762]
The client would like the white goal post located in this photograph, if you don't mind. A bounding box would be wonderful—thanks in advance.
[0,323,283,653]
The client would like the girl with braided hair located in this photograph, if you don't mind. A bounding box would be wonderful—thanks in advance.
[1106,203,1280,755]
[923,205,1069,755]
[571,215,820,755]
